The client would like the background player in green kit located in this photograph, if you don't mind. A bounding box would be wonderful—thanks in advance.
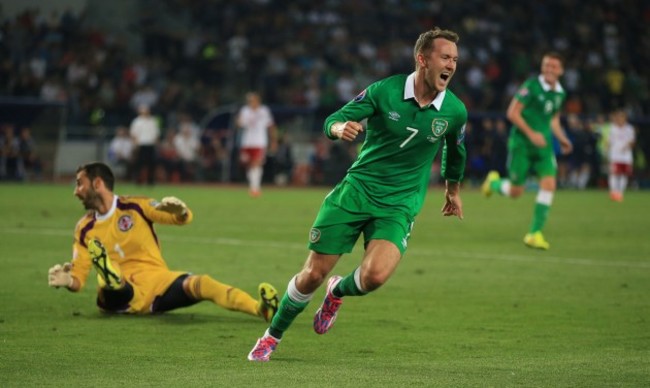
[248,27,467,362]
[482,52,573,250]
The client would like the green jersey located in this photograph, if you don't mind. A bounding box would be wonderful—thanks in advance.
[509,75,566,149]
[324,73,467,217]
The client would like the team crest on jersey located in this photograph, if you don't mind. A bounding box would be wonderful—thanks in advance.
[431,119,449,137]
[118,215,134,232]
[388,111,400,121]
[353,89,367,102]
[309,228,321,243]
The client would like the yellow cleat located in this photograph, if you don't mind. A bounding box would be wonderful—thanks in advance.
[523,231,550,250]
[88,238,123,289]
[481,170,500,197]
[258,282,279,322]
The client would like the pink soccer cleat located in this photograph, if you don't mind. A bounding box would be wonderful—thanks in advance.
[313,276,343,335]
[247,335,279,362]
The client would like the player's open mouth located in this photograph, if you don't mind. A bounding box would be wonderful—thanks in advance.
[440,73,450,81]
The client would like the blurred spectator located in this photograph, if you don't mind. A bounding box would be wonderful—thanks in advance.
[1,3,648,119]
[266,131,294,186]
[129,85,159,113]
[324,141,354,186]
[157,129,181,182]
[199,129,227,182]
[566,115,598,189]
[335,70,358,105]
[464,120,486,186]
[173,123,201,181]
[309,136,330,186]
[40,76,67,102]
[592,113,611,182]
[107,126,135,180]
[18,127,43,181]
[485,118,508,177]
[129,105,160,185]
[1,125,21,180]
[177,112,201,139]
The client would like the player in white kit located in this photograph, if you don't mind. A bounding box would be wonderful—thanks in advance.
[606,109,636,202]
[236,92,277,197]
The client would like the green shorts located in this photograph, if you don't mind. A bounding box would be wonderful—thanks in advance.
[308,180,414,255]
[507,144,557,185]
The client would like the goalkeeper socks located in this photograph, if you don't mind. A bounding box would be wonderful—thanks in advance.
[333,267,367,297]
[187,275,259,317]
[269,276,312,339]
[529,190,553,233]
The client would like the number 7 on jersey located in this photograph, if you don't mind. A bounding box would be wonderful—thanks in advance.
[400,127,419,148]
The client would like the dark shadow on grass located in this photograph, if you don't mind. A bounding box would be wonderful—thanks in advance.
[72,310,269,327]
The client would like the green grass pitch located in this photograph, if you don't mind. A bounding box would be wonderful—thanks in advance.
[0,182,648,387]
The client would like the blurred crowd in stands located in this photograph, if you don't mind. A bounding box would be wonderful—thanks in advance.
[0,123,43,181]
[1,0,649,187]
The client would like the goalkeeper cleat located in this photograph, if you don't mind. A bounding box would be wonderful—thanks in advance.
[481,170,500,197]
[247,334,279,362]
[313,275,343,335]
[257,282,279,322]
[523,231,550,250]
[88,238,122,290]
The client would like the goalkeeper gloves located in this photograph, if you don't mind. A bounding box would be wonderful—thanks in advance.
[48,263,74,288]
[155,196,189,217]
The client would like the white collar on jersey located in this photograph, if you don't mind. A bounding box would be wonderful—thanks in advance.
[95,195,118,221]
[538,74,564,93]
[404,72,446,110]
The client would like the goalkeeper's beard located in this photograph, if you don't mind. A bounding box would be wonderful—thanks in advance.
[80,189,102,211]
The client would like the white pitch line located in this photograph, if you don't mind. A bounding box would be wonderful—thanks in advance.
[2,227,649,269]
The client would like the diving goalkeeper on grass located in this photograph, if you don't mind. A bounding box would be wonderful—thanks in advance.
[48,162,278,320]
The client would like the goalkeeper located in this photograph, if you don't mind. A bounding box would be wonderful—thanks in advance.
[48,162,278,320]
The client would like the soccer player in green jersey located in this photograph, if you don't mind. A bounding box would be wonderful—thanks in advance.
[482,52,573,250]
[248,27,467,361]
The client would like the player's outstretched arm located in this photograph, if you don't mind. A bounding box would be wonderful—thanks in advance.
[441,181,464,220]
[507,98,546,148]
[551,113,573,154]
[48,263,79,291]
[155,196,190,220]
[330,121,364,142]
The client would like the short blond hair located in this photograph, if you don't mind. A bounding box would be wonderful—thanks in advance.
[413,27,460,68]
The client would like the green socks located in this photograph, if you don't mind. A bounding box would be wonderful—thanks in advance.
[269,293,308,339]
[333,268,367,297]
[529,202,550,233]
[268,268,368,339]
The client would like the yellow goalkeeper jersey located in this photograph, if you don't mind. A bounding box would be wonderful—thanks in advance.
[70,195,193,312]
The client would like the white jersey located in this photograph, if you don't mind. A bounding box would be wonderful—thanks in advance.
[608,123,635,164]
[173,132,200,162]
[108,137,135,160]
[130,116,160,146]
[238,105,274,148]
